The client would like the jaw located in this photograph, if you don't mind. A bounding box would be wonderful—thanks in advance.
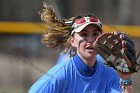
[77,51,97,67]
[78,49,97,60]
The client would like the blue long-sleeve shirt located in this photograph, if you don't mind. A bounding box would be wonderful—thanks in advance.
[29,54,121,93]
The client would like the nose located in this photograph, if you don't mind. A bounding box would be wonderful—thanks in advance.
[87,35,95,43]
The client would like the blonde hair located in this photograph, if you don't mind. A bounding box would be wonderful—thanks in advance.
[40,2,75,56]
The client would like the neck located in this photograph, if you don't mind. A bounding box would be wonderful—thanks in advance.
[78,54,96,68]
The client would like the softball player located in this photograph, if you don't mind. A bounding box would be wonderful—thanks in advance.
[29,3,133,93]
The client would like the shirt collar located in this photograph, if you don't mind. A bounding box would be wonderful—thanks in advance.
[73,54,97,77]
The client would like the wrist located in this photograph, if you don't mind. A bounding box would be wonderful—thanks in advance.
[120,77,132,86]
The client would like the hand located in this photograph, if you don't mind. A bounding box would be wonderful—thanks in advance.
[93,32,140,73]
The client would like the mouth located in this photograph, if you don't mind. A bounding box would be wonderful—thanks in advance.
[85,46,94,51]
[86,47,94,50]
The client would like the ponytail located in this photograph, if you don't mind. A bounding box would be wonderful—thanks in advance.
[40,2,71,49]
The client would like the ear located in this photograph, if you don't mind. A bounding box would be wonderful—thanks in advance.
[70,37,76,47]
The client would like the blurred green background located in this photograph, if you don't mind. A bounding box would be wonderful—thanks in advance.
[0,0,140,93]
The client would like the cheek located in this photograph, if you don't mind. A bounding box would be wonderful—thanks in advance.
[78,39,87,47]
[72,34,87,49]
[77,40,87,52]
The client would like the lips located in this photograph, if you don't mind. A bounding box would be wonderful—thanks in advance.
[85,46,94,51]
[85,45,94,49]
[84,44,97,55]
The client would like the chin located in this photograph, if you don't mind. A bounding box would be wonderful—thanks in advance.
[85,53,96,59]
[78,51,97,59]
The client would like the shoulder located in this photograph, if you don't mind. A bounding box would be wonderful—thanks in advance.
[40,58,74,83]
[49,58,73,76]
[29,59,73,93]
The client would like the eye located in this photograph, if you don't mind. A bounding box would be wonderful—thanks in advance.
[80,33,88,37]
[92,32,100,37]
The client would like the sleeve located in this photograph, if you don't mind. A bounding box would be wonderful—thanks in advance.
[28,74,65,93]
[108,70,122,93]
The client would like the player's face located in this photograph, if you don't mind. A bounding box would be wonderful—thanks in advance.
[70,24,102,60]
